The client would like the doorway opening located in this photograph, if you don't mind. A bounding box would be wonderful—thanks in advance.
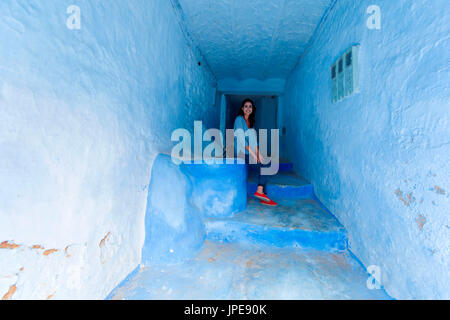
[219,94,279,157]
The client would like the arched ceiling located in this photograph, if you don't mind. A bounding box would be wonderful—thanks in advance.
[177,0,333,81]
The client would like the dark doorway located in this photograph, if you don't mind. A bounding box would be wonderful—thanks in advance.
[225,94,278,155]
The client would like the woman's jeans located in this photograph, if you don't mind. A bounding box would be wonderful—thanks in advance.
[244,153,270,193]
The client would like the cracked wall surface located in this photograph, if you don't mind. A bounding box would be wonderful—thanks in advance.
[0,0,217,299]
[283,0,449,299]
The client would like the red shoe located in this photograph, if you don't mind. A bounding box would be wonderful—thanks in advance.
[261,199,277,206]
[254,191,270,202]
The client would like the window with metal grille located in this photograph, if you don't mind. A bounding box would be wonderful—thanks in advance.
[331,45,359,103]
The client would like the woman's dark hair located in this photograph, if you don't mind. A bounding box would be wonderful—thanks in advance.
[237,98,256,128]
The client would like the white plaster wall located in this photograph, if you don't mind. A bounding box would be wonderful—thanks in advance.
[0,0,217,299]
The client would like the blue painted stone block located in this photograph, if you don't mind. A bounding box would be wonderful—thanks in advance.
[181,159,247,218]
[141,154,205,265]
[142,155,248,265]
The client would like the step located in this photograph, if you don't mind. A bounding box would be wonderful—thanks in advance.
[205,197,347,251]
[247,169,314,199]
[249,161,293,172]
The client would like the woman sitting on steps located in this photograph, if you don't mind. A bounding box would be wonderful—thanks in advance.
[233,98,277,207]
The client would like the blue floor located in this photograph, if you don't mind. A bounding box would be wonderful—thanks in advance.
[109,241,389,300]
[109,167,391,300]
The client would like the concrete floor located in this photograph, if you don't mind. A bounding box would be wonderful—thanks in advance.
[109,240,389,300]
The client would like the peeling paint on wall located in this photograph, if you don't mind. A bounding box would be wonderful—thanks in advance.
[416,214,427,231]
[99,232,111,248]
[394,189,415,207]
[46,292,55,300]
[43,249,58,256]
[0,241,20,250]
[433,186,446,195]
[2,285,17,300]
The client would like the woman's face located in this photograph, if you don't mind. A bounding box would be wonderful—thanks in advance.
[242,102,253,116]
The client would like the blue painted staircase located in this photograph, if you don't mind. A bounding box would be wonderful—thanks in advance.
[107,159,391,300]
[205,163,348,251]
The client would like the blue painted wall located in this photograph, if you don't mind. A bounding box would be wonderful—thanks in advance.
[0,0,217,299]
[283,0,449,299]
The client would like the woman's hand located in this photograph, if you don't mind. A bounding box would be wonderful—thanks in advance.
[249,149,259,164]
[254,146,264,164]
[257,152,265,164]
